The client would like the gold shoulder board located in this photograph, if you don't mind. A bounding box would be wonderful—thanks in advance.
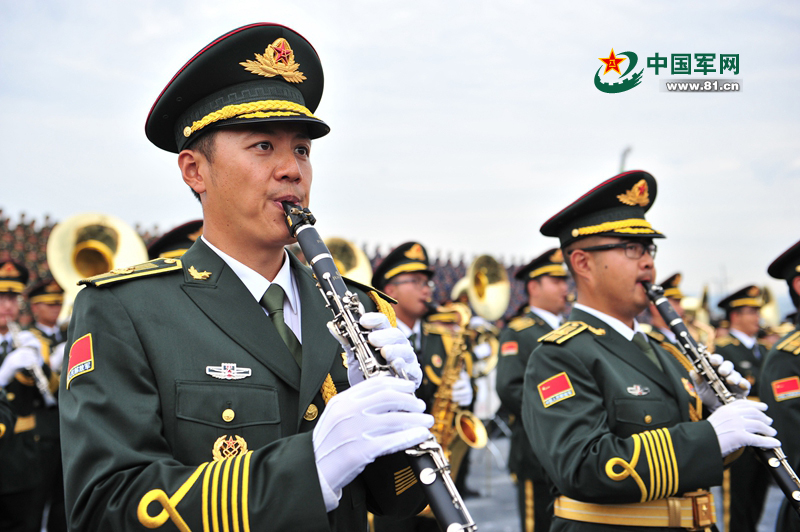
[538,321,605,344]
[646,329,665,343]
[79,258,183,287]
[509,316,536,331]
[776,331,800,355]
[715,336,738,348]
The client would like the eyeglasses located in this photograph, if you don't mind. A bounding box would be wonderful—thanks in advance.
[390,278,435,290]
[571,241,657,260]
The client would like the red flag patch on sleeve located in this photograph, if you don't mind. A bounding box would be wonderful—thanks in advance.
[66,333,95,389]
[501,341,519,356]
[772,376,800,402]
[538,372,575,407]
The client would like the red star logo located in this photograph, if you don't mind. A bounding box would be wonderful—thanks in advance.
[273,40,292,64]
[599,49,626,76]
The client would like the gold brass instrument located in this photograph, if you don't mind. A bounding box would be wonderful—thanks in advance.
[425,303,488,483]
[682,289,717,352]
[47,213,148,323]
[323,237,373,286]
[8,321,56,407]
[465,255,510,377]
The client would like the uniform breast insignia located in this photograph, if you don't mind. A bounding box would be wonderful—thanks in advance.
[79,258,183,287]
[775,331,800,355]
[206,363,252,380]
[539,321,606,344]
[538,372,575,408]
[431,354,443,368]
[626,385,650,396]
[66,333,94,389]
[500,341,519,356]
[212,435,248,461]
[771,376,800,402]
[509,316,536,331]
[188,265,211,280]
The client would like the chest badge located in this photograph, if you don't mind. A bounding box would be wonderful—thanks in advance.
[206,363,252,380]
[212,435,248,461]
[627,384,650,396]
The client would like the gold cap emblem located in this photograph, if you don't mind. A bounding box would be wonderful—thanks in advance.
[617,179,650,207]
[45,281,61,293]
[212,435,248,461]
[404,244,426,261]
[550,249,564,263]
[0,262,20,277]
[748,286,760,297]
[240,38,306,83]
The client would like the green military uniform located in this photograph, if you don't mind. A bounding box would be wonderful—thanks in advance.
[0,260,50,532]
[522,171,721,531]
[26,278,68,532]
[61,241,425,531]
[496,248,568,532]
[60,23,425,531]
[762,239,800,531]
[714,285,770,532]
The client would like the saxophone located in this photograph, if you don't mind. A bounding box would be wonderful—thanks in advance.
[426,304,488,480]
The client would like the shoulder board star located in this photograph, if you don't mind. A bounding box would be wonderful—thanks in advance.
[775,331,800,355]
[79,258,182,287]
[539,321,605,344]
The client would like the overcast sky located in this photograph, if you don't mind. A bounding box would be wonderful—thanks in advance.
[2,1,799,316]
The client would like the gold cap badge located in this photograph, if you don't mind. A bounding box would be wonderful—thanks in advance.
[404,244,426,261]
[617,179,650,207]
[240,38,306,83]
[0,262,20,276]
[550,249,564,263]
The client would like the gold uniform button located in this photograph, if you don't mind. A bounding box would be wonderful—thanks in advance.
[222,409,235,423]
[644,415,653,424]
[6,393,14,401]
[304,404,318,421]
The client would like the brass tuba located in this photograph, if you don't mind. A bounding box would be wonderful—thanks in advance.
[47,213,148,323]
[464,254,511,377]
[323,237,373,286]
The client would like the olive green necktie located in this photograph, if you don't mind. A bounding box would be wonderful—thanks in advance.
[632,333,663,372]
[408,333,418,352]
[0,339,8,358]
[260,284,302,367]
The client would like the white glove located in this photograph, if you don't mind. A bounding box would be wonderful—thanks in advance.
[469,316,490,329]
[689,354,750,411]
[313,376,433,499]
[0,346,43,386]
[50,342,66,373]
[472,342,492,360]
[330,312,423,389]
[451,369,474,406]
[707,400,780,457]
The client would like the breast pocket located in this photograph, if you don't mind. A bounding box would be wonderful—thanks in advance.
[174,380,282,462]
[613,397,676,434]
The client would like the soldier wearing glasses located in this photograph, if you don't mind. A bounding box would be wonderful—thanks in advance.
[521,171,778,531]
[371,242,474,532]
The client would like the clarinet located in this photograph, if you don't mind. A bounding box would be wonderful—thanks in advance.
[644,281,800,516]
[282,202,478,532]
[8,322,57,407]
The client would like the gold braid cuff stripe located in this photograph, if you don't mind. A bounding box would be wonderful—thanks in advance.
[184,100,318,138]
[606,434,648,502]
[606,428,679,502]
[571,218,654,238]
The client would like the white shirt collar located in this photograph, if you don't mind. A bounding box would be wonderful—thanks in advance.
[730,327,757,349]
[657,326,677,343]
[396,319,422,346]
[530,306,561,331]
[36,323,60,337]
[573,302,644,341]
[201,236,298,314]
